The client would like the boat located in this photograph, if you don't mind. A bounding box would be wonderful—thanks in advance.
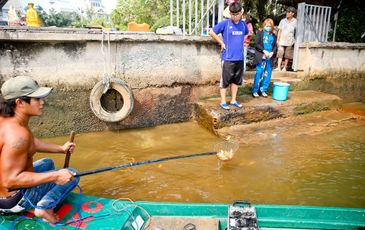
[1,192,364,229]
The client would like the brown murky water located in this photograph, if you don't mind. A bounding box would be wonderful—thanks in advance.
[38,118,365,209]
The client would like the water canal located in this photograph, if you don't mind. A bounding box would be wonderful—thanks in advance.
[37,109,365,209]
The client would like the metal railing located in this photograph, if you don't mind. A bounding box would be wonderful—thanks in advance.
[169,0,224,35]
[293,3,332,70]
[170,1,333,72]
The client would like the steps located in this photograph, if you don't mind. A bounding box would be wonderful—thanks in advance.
[235,70,306,97]
[194,90,365,143]
[243,70,305,85]
[194,90,342,134]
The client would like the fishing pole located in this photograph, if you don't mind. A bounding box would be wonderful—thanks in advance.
[75,151,218,177]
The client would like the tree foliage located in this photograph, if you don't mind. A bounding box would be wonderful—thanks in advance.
[111,0,170,31]
[277,0,364,42]
[36,6,112,28]
[71,8,112,28]
[243,0,286,30]
[331,0,365,42]
[41,9,80,27]
[33,0,363,42]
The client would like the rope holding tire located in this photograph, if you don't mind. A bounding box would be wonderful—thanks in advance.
[90,78,134,122]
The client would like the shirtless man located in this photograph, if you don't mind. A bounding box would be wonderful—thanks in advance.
[0,76,79,223]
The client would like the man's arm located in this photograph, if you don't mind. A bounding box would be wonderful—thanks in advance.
[277,20,283,44]
[0,131,74,190]
[243,22,250,42]
[209,29,226,52]
[246,23,253,40]
[277,29,282,44]
[34,137,75,154]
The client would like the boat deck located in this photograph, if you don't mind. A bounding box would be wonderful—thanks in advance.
[1,192,364,229]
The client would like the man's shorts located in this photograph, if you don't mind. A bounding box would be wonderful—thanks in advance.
[220,60,243,88]
[277,45,294,59]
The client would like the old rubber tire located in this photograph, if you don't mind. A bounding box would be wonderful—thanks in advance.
[89,78,134,122]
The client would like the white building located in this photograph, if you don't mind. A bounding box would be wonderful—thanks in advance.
[1,0,114,21]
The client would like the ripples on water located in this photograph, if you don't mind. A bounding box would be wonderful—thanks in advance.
[41,122,365,208]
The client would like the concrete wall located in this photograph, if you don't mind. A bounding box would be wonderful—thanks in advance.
[298,42,365,74]
[0,27,220,136]
[0,27,220,88]
[296,42,365,102]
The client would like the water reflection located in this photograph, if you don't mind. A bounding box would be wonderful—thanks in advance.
[39,122,365,208]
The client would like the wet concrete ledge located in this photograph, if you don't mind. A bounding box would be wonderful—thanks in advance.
[218,110,365,145]
[194,90,343,134]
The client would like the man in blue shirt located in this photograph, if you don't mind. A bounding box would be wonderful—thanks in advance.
[209,2,248,110]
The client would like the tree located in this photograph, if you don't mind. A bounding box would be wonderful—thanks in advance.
[277,0,365,42]
[331,0,365,42]
[72,7,112,28]
[111,0,170,31]
[111,0,363,42]
[242,0,285,31]
[42,9,80,27]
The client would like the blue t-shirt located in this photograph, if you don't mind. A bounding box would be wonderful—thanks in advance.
[263,32,274,53]
[213,19,248,61]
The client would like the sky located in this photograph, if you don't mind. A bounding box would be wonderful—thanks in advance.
[102,0,117,13]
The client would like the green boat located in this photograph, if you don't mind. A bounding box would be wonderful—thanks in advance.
[1,192,364,229]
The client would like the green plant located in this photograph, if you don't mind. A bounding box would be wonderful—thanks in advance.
[44,9,80,27]
[331,0,365,42]
[112,0,170,31]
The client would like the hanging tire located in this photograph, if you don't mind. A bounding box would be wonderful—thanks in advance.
[89,78,134,122]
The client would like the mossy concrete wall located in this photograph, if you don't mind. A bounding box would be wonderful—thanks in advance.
[292,72,365,103]
[0,28,220,137]
[294,42,365,102]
